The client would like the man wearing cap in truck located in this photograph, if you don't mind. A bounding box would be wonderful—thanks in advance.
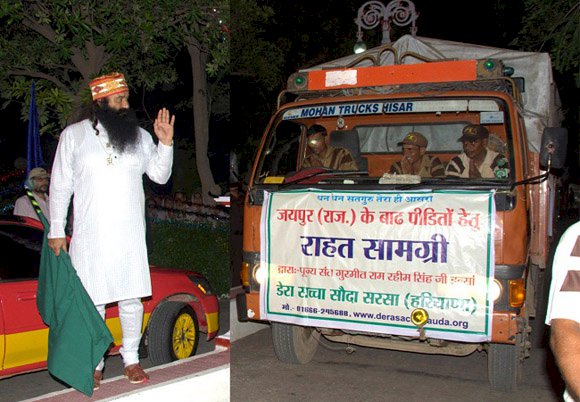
[388,131,445,177]
[445,124,509,179]
[303,124,358,171]
[47,72,174,389]
[13,167,51,220]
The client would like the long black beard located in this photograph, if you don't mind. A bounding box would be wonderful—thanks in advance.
[94,107,140,154]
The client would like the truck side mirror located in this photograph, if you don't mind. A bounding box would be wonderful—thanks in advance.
[540,127,567,170]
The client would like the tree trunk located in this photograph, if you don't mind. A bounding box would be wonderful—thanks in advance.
[68,41,109,124]
[187,40,221,205]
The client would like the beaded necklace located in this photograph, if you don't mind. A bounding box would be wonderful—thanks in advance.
[97,134,115,165]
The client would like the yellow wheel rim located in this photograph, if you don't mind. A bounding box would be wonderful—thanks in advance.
[172,312,197,359]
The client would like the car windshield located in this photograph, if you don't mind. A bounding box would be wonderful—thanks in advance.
[254,98,512,186]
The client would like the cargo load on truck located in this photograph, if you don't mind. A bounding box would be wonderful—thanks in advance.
[302,34,564,154]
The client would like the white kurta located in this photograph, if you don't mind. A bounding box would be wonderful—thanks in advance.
[48,119,173,305]
[545,220,580,324]
[545,220,580,402]
[14,192,50,221]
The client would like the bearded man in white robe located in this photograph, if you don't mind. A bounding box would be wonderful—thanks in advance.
[48,72,174,388]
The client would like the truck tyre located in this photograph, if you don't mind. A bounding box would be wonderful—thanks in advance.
[147,302,199,366]
[488,342,522,392]
[271,322,319,364]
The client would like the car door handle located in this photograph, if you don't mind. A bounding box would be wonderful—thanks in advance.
[17,293,37,301]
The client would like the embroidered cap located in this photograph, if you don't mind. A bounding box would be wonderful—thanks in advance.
[89,73,128,101]
[398,132,428,147]
[458,124,489,141]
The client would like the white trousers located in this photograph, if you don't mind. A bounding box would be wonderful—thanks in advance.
[95,298,143,370]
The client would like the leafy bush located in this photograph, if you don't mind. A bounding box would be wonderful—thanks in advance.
[147,219,230,297]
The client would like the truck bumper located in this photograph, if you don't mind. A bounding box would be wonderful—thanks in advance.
[240,291,521,345]
[236,293,248,322]
[237,292,262,321]
[491,311,521,344]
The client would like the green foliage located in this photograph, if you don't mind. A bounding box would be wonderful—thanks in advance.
[148,220,230,297]
[511,0,579,160]
[228,1,286,177]
[204,1,230,78]
[512,0,579,86]
[0,0,173,129]
[0,0,230,134]
[156,0,229,79]
[231,1,283,92]
[5,77,72,136]
[181,0,230,125]
[172,137,201,193]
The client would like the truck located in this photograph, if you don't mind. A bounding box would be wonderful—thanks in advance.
[236,34,568,392]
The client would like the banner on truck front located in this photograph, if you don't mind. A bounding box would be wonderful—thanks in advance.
[260,189,495,342]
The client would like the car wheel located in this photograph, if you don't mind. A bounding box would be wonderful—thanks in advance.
[147,302,199,365]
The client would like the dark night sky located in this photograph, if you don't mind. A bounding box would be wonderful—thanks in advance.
[1,104,28,169]
[267,0,526,72]
[408,0,524,46]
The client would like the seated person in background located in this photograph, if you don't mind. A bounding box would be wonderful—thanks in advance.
[302,124,358,171]
[388,132,444,177]
[446,124,509,179]
[14,167,51,221]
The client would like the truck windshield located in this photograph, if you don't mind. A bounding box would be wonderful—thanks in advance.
[254,98,512,185]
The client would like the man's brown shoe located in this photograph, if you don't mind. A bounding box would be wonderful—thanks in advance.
[124,364,149,384]
[93,370,103,391]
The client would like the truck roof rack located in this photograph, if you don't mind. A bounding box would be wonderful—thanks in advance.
[278,76,522,108]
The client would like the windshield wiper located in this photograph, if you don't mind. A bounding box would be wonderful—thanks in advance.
[440,177,512,186]
[282,169,368,187]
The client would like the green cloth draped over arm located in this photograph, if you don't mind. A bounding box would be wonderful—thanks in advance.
[35,211,113,397]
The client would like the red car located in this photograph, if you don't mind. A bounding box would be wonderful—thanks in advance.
[0,215,219,378]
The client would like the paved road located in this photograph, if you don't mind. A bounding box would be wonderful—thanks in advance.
[230,325,564,402]
[0,298,229,402]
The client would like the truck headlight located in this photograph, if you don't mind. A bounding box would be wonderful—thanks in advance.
[243,252,262,291]
[490,279,502,302]
[253,264,267,285]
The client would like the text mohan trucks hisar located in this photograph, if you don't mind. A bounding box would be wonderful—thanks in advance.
[237,35,568,392]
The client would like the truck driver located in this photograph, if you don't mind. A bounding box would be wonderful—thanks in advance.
[302,124,358,171]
